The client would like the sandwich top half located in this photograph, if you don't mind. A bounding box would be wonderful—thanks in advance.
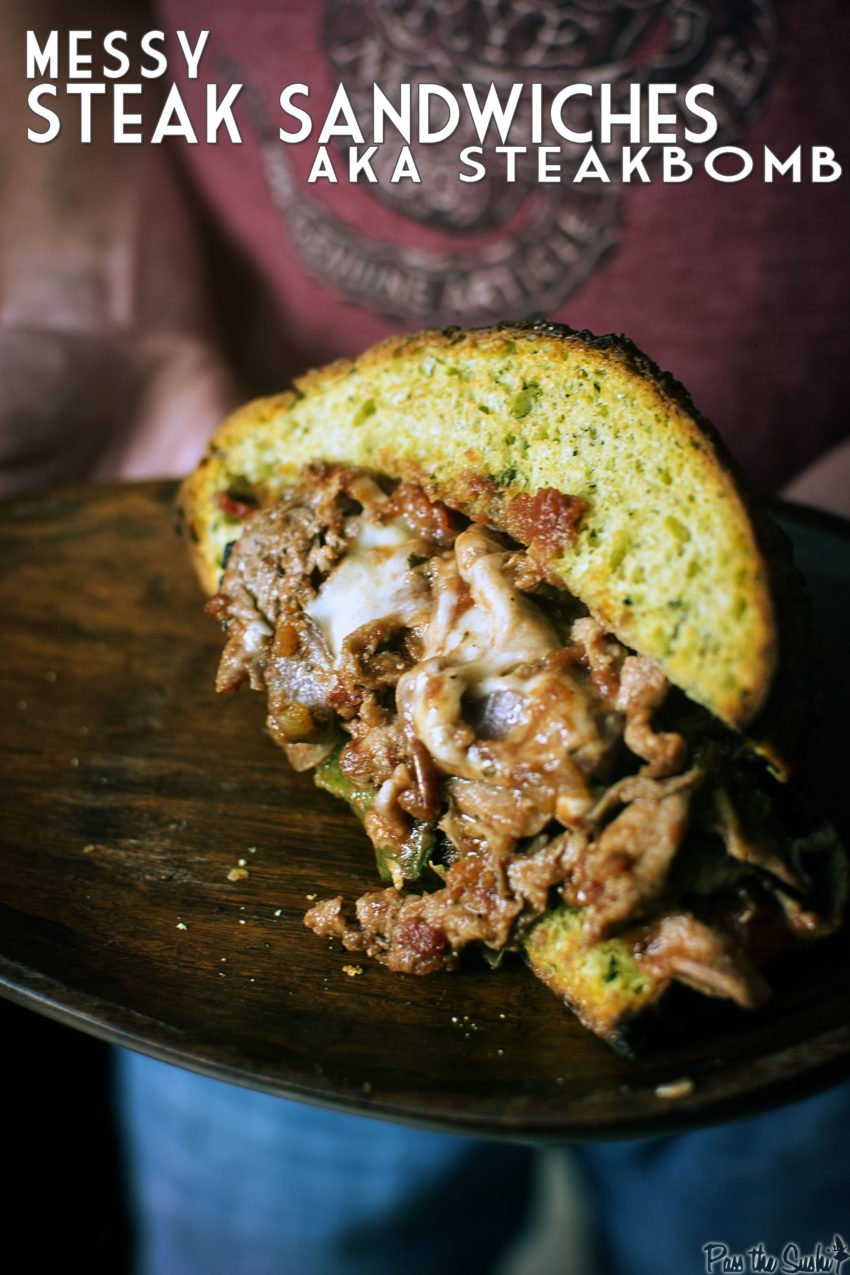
[179,322,810,778]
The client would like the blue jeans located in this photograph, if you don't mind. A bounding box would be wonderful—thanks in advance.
[577,1089,850,1274]
[116,1050,850,1274]
[116,1050,534,1275]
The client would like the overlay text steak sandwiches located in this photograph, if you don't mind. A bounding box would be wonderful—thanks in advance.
[178,323,846,1052]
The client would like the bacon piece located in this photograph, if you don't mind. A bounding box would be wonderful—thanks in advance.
[214,490,258,521]
[385,481,462,544]
[507,487,588,558]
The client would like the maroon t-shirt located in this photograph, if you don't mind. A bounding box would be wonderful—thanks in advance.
[157,0,850,490]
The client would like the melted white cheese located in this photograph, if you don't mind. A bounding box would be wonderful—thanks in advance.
[425,526,558,676]
[306,517,604,819]
[396,527,605,808]
[305,517,427,662]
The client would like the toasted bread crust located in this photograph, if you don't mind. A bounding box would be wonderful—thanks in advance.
[179,322,808,773]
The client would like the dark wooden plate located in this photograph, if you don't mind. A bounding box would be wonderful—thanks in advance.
[1,482,848,1141]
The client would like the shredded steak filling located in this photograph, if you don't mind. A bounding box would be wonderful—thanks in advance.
[210,464,844,1012]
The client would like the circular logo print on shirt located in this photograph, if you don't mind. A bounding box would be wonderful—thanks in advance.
[250,0,779,325]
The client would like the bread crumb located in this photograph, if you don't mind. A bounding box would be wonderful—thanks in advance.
[227,867,249,882]
[83,844,95,854]
[305,893,317,901]
[238,858,247,867]
[176,921,188,931]
[273,908,282,917]
[655,1077,695,1100]
[342,964,364,978]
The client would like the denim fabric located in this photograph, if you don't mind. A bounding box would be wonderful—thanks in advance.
[577,1080,850,1275]
[115,1049,534,1275]
[116,1050,850,1275]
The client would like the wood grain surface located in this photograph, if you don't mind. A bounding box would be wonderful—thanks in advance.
[1,481,849,1141]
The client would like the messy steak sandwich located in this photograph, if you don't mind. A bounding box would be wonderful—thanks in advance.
[178,323,846,1051]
